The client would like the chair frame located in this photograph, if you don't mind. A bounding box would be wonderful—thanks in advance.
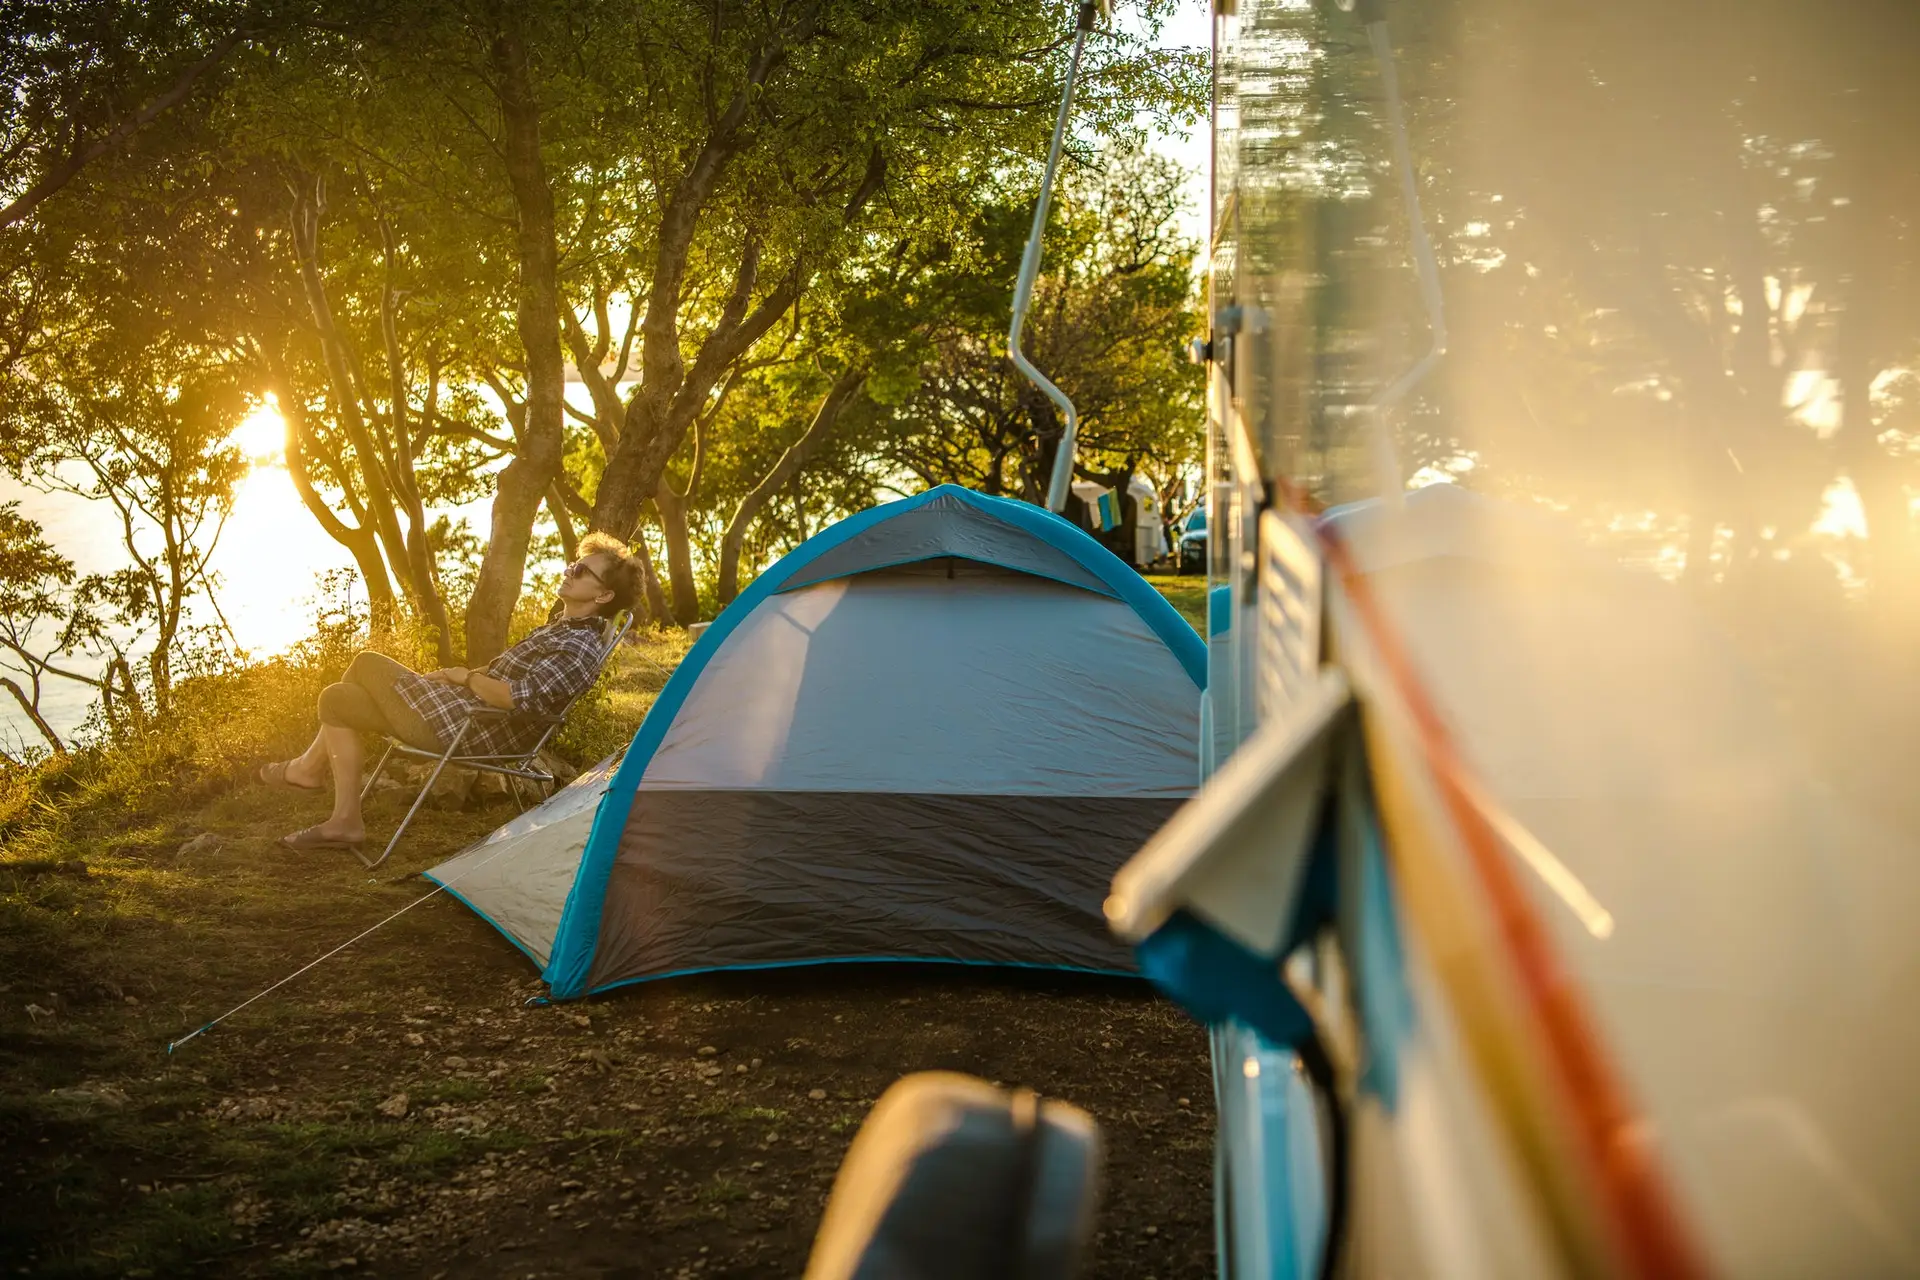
[356,611,634,869]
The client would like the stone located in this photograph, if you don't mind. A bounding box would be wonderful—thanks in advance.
[377,1093,410,1119]
[808,1089,827,1101]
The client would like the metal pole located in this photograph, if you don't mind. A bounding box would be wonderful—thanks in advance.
[1010,0,1104,513]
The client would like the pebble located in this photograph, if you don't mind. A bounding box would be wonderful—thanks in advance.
[377,1093,409,1119]
[696,1045,718,1057]
[808,1089,827,1101]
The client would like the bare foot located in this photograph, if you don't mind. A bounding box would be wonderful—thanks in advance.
[284,760,326,789]
[259,760,324,791]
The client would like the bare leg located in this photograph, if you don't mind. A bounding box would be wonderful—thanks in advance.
[313,724,366,841]
[284,727,330,788]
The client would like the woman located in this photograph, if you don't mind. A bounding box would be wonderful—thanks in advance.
[258,534,641,853]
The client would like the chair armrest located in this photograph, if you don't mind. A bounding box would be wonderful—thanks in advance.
[466,705,564,727]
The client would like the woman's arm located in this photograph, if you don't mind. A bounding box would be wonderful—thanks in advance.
[465,670,514,710]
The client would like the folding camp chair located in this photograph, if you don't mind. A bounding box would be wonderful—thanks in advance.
[356,611,634,869]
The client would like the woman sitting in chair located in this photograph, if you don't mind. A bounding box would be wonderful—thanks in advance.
[259,534,642,855]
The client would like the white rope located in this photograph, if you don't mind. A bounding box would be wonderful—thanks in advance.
[166,819,562,1053]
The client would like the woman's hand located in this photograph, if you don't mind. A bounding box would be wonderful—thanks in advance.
[427,666,471,686]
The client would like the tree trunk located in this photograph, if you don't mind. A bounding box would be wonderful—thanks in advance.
[289,189,418,605]
[465,21,567,662]
[717,370,865,603]
[547,483,579,563]
[264,357,398,635]
[0,676,64,754]
[630,526,671,623]
[652,480,699,623]
[382,249,454,664]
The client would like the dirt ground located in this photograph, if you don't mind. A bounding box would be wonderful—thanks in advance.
[0,592,1219,1279]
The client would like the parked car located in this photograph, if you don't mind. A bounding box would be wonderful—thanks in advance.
[1176,508,1207,575]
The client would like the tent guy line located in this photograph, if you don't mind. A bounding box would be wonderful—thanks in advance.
[164,825,551,1054]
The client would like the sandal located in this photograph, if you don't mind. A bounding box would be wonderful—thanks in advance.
[258,760,323,791]
[278,825,365,854]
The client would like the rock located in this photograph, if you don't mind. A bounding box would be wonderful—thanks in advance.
[696,1045,718,1057]
[377,1093,409,1119]
[734,1064,748,1074]
[177,833,224,857]
[808,1089,827,1101]
[51,1083,129,1110]
[224,1095,277,1120]
[534,750,579,787]
[443,1056,468,1070]
[1177,1097,1191,1107]
[404,1032,425,1047]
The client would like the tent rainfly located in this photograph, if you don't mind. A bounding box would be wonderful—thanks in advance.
[428,485,1205,1000]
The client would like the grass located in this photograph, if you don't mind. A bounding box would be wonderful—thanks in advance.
[0,579,1199,1275]
[414,1077,487,1105]
[696,1174,750,1205]
[1143,573,1208,633]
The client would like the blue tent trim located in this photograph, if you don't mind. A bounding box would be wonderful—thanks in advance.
[541,484,1204,999]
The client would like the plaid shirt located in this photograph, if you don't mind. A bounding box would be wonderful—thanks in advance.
[395,616,609,759]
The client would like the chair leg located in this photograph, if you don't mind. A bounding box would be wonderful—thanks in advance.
[360,740,396,803]
[507,774,529,812]
[360,741,461,870]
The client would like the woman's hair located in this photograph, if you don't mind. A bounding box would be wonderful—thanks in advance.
[577,532,643,619]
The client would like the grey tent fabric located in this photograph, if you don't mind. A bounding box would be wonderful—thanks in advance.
[429,753,621,966]
[585,792,1184,987]
[781,493,1116,598]
[640,574,1196,797]
[429,485,1203,993]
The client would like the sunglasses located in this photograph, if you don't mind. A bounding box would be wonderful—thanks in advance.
[565,559,607,587]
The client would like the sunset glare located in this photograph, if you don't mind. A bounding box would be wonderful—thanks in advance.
[230,397,286,464]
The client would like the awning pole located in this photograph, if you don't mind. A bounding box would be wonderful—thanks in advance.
[1010,0,1107,514]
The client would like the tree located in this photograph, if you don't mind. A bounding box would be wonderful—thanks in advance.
[1380,0,1920,597]
[0,0,259,232]
[566,0,1206,615]
[0,345,248,721]
[875,143,1205,533]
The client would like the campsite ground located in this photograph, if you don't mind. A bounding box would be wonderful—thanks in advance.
[0,581,1216,1278]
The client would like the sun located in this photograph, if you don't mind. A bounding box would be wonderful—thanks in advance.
[230,396,287,464]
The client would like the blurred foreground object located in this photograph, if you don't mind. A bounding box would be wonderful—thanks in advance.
[805,1072,1102,1280]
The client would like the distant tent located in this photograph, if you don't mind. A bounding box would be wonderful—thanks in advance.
[429,485,1205,1000]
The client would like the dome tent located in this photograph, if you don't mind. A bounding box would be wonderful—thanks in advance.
[428,485,1204,1000]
